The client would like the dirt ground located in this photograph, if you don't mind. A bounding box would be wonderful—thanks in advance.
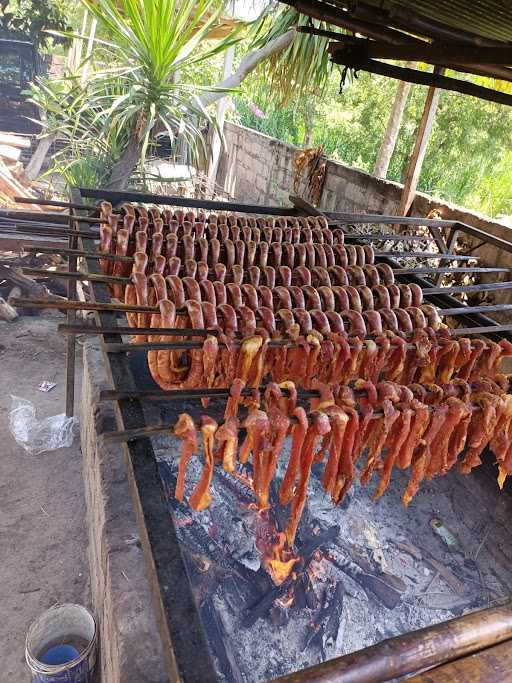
[0,314,90,680]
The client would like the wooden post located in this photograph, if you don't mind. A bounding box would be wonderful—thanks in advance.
[398,67,444,217]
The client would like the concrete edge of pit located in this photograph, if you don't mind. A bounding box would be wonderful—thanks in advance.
[81,339,169,682]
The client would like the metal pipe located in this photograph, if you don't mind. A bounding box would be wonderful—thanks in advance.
[55,321,512,339]
[14,196,97,211]
[0,208,105,224]
[22,244,480,263]
[271,602,512,683]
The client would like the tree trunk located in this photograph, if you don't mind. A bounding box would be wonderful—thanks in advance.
[105,29,296,190]
[199,30,296,109]
[302,100,316,148]
[25,133,56,181]
[105,133,143,190]
[207,45,235,195]
[373,63,414,179]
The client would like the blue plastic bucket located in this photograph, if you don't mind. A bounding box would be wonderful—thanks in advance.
[25,604,97,683]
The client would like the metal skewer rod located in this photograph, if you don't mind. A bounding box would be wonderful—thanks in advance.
[21,267,128,285]
[0,215,96,229]
[10,297,158,314]
[99,387,320,402]
[98,377,499,404]
[19,265,512,288]
[393,267,509,275]
[10,219,437,242]
[14,196,97,211]
[427,281,512,295]
[343,233,437,242]
[21,244,480,263]
[99,398,488,444]
[0,209,106,224]
[13,293,512,321]
[22,246,133,262]
[55,321,512,339]
[12,226,100,239]
[374,252,478,261]
[58,324,212,337]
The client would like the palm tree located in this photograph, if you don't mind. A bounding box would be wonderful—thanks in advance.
[29,1,337,189]
[82,0,241,188]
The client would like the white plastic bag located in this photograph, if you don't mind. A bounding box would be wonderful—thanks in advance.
[9,396,79,455]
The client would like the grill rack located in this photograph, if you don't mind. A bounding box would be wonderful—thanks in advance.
[8,187,512,682]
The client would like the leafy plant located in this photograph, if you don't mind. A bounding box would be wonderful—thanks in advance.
[29,0,240,188]
[0,0,71,49]
[249,5,334,104]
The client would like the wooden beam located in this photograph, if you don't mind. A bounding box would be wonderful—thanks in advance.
[406,638,512,682]
[398,69,443,219]
[329,54,512,106]
[299,24,512,83]
[327,36,512,64]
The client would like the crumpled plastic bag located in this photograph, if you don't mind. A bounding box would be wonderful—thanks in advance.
[8,396,79,455]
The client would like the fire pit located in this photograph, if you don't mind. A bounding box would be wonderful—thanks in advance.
[13,187,512,682]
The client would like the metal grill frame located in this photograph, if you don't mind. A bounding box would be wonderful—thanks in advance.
[71,186,512,682]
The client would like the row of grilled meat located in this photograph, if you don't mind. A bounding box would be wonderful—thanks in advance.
[95,203,511,540]
[174,375,512,546]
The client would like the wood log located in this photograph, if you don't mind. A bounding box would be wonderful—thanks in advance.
[329,54,512,106]
[272,602,512,683]
[0,133,31,149]
[0,165,35,201]
[0,145,21,163]
[406,638,512,682]
[0,264,64,301]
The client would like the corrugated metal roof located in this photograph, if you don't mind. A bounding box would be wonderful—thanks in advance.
[339,0,512,44]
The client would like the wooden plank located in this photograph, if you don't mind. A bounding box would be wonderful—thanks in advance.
[327,36,512,64]
[406,638,512,682]
[0,132,31,149]
[0,145,21,162]
[398,70,443,220]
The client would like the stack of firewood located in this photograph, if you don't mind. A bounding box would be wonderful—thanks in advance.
[0,132,41,208]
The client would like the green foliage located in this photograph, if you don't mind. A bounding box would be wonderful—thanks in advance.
[249,5,333,104]
[29,0,240,187]
[0,0,71,49]
[234,66,512,218]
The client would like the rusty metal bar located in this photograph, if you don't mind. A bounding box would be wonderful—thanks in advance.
[21,244,481,263]
[65,201,78,417]
[73,188,218,682]
[14,196,97,211]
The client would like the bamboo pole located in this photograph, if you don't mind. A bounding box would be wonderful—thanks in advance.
[272,602,512,683]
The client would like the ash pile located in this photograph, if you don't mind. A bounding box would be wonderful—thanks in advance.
[151,426,512,683]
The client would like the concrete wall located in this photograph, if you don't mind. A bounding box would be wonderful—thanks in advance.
[81,340,168,683]
[216,122,512,274]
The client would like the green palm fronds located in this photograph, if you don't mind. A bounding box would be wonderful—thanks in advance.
[29,0,241,187]
[250,5,336,103]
